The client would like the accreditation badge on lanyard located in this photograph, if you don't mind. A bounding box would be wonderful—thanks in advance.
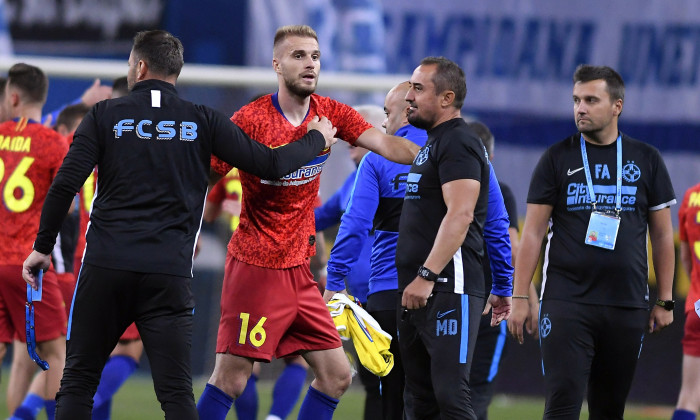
[581,135,622,250]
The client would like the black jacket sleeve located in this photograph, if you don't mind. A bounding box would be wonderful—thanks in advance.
[33,110,101,254]
[210,111,326,179]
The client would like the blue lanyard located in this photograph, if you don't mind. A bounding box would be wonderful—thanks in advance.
[25,271,50,371]
[580,134,622,215]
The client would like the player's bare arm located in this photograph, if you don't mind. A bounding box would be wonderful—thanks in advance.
[526,282,540,337]
[354,126,419,165]
[402,178,479,309]
[508,203,552,344]
[647,206,675,333]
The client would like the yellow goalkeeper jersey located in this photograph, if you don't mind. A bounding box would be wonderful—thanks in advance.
[327,293,394,377]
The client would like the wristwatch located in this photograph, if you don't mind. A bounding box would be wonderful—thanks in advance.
[417,266,439,282]
[655,299,675,311]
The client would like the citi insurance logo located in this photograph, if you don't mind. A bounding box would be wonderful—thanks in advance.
[566,183,638,206]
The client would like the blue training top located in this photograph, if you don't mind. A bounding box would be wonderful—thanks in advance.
[315,169,373,302]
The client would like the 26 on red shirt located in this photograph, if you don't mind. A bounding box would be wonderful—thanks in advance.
[0,118,68,265]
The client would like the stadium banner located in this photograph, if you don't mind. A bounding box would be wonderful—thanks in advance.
[4,0,164,56]
[380,0,700,123]
[247,0,700,151]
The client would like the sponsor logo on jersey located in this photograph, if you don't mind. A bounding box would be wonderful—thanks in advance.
[391,172,409,192]
[261,147,330,187]
[437,309,455,319]
[113,119,198,141]
[566,183,638,207]
[567,167,583,176]
[404,172,422,198]
[565,161,641,211]
[540,314,552,338]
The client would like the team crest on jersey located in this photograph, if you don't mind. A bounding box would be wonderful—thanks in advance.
[414,145,430,166]
[622,161,641,183]
[540,314,552,338]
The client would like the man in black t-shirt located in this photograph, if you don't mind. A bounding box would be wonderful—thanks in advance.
[395,57,512,420]
[508,65,676,419]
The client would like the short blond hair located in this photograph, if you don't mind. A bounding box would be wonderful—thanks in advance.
[273,25,318,50]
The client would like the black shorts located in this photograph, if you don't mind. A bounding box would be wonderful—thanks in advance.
[57,263,197,419]
[398,292,484,420]
[539,299,648,420]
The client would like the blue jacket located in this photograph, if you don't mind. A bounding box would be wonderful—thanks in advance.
[315,169,373,302]
[483,168,514,296]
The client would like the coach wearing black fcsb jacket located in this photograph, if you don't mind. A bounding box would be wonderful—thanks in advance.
[509,65,676,420]
[22,30,337,420]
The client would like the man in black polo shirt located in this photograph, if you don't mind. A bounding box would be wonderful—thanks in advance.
[508,65,676,419]
[395,56,512,420]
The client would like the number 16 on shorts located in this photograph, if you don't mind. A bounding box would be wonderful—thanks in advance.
[239,313,267,348]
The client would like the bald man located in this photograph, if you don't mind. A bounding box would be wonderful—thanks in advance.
[322,82,427,419]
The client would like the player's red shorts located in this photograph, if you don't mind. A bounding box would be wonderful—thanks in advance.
[216,255,341,361]
[682,309,700,357]
[56,272,76,319]
[120,323,140,341]
[0,265,67,342]
[0,294,10,343]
